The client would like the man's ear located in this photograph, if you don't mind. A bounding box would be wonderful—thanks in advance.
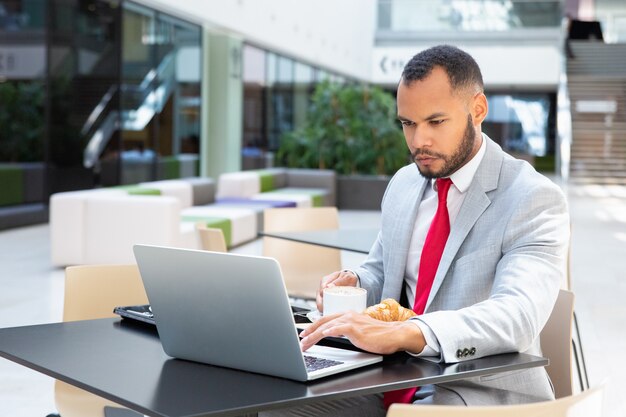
[471,92,488,125]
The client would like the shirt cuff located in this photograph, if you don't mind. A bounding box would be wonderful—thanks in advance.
[406,318,443,361]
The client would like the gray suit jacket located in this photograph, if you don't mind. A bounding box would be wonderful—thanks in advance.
[355,136,570,405]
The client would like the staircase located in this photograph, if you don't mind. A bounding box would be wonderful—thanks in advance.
[567,41,626,184]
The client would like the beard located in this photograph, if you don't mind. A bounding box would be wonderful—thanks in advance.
[412,114,476,179]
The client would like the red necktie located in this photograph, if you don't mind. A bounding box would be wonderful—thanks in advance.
[384,177,453,408]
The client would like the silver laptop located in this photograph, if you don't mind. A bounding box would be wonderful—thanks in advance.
[133,244,382,381]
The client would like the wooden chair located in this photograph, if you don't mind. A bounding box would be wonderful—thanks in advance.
[196,222,227,252]
[540,289,575,399]
[263,207,341,299]
[567,224,590,392]
[387,383,604,417]
[55,264,148,417]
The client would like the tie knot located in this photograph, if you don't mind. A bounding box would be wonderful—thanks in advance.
[435,178,452,203]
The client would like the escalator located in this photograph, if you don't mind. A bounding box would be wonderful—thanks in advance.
[81,50,177,173]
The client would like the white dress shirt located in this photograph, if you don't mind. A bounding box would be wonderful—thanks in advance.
[408,134,487,358]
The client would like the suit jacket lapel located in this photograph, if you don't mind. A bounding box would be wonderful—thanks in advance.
[383,170,429,302]
[425,137,503,311]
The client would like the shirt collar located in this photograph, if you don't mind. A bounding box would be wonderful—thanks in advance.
[431,133,487,194]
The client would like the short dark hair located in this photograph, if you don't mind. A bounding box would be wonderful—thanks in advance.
[401,45,484,95]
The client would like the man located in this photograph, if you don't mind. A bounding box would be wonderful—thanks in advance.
[299,45,570,408]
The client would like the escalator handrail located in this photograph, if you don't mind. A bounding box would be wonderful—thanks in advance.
[80,84,118,137]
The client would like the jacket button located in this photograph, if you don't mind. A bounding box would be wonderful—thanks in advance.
[469,347,476,356]
[462,348,470,357]
[456,349,463,358]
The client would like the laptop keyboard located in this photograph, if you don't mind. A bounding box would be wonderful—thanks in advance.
[304,355,344,372]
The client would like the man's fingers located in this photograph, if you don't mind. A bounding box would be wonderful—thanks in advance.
[326,270,357,288]
[317,271,344,311]
[316,270,357,312]
[322,272,344,288]
[316,293,324,313]
[299,313,343,351]
[300,312,340,337]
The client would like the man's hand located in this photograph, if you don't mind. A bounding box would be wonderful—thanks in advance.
[316,270,358,312]
[299,311,427,355]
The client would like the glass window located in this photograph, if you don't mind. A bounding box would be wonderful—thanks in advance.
[239,47,354,169]
[317,69,330,82]
[294,62,314,129]
[48,0,121,190]
[483,94,552,157]
[170,15,201,171]
[277,55,293,83]
[377,0,562,32]
[118,3,201,184]
[243,44,266,85]
[0,0,46,32]
[0,0,201,219]
[266,52,277,87]
[266,55,294,152]
[242,44,267,169]
[272,56,294,151]
[120,3,156,183]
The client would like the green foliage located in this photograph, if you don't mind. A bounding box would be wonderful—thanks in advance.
[277,81,409,176]
[0,81,45,162]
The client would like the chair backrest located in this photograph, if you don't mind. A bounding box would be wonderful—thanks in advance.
[387,383,604,417]
[263,207,341,299]
[63,264,149,322]
[540,289,575,399]
[58,264,150,416]
[196,223,227,252]
[566,223,572,290]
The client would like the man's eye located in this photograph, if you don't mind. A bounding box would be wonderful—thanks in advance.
[400,121,414,127]
[430,119,445,125]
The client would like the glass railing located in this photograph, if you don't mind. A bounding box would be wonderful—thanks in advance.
[377,0,562,32]
[121,52,175,131]
[596,11,626,43]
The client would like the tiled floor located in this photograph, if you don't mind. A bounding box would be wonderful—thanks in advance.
[0,186,624,416]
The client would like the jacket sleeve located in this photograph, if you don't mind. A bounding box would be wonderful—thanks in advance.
[417,181,570,363]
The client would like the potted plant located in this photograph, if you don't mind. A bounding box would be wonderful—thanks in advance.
[277,81,409,209]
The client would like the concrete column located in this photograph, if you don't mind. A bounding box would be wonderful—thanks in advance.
[200,29,243,179]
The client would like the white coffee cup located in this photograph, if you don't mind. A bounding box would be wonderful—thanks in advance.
[323,286,367,316]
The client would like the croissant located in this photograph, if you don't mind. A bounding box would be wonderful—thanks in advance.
[364,298,417,322]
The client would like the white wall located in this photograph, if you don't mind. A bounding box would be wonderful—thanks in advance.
[134,0,377,81]
[372,44,561,90]
[0,46,46,79]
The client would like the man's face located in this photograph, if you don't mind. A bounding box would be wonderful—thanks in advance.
[396,66,484,179]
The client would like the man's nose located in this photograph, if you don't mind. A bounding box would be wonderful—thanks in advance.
[410,126,430,149]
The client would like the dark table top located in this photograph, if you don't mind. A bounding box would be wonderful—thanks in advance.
[259,228,379,254]
[0,318,547,417]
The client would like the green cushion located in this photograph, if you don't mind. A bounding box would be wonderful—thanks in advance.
[182,216,232,246]
[0,165,24,206]
[311,194,323,207]
[256,170,275,192]
[113,185,162,196]
[127,188,161,196]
